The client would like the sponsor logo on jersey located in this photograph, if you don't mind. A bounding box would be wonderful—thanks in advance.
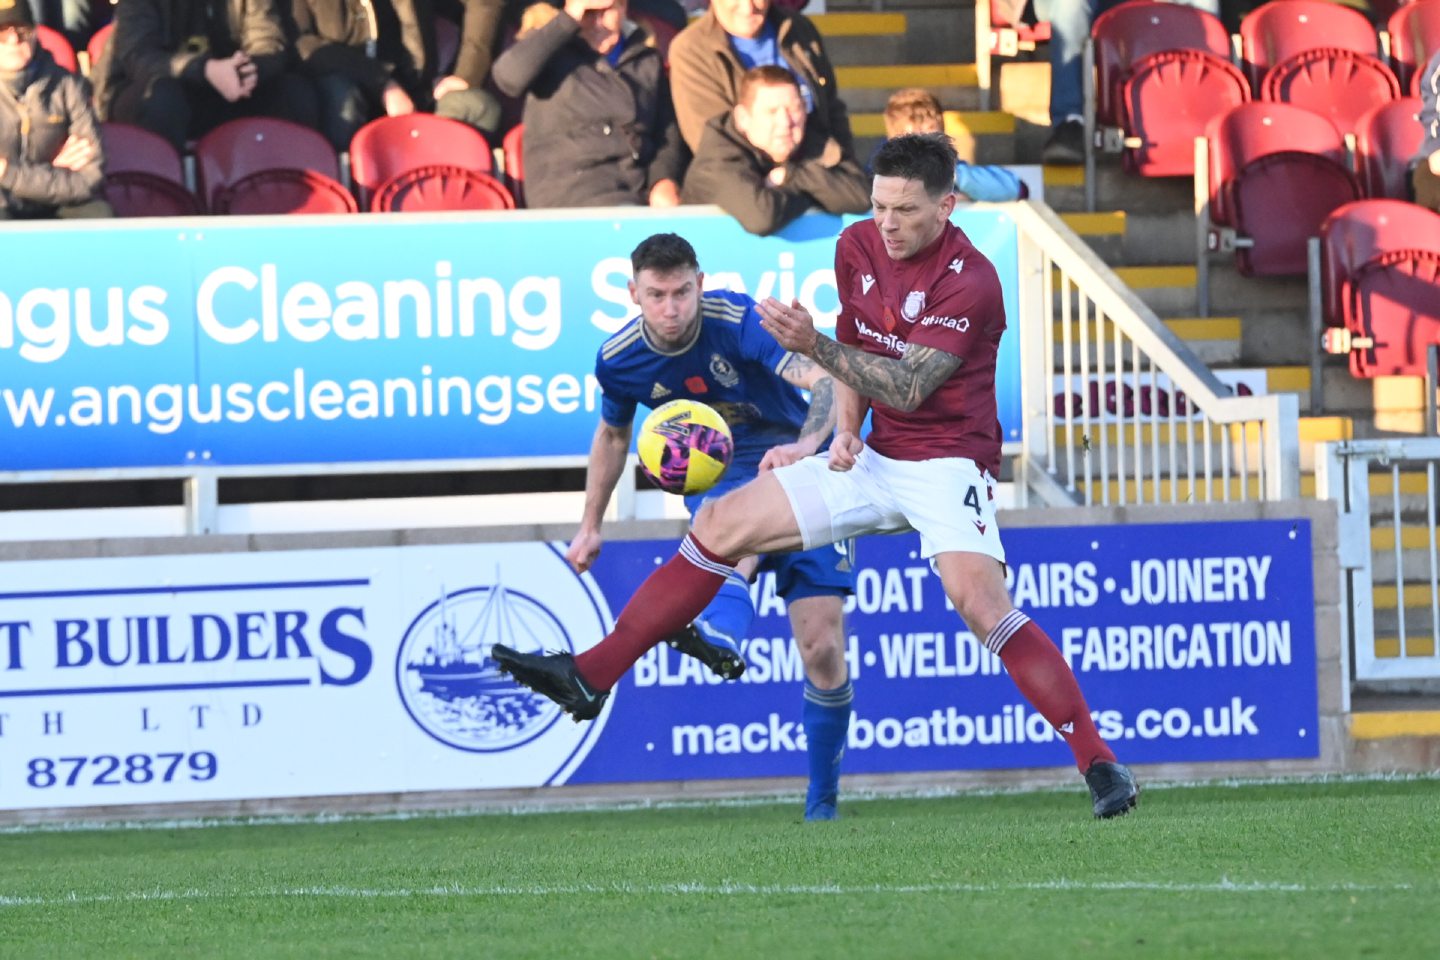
[902,291,926,321]
[861,274,876,295]
[650,383,671,400]
[949,258,965,274]
[709,353,739,388]
[920,315,969,332]
[855,319,908,356]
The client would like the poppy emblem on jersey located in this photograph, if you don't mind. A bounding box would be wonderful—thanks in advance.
[685,375,708,394]
[902,291,926,322]
[709,354,739,388]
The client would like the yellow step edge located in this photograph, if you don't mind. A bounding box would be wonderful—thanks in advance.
[1350,711,1440,739]
[1060,211,1127,236]
[1371,583,1440,608]
[810,12,907,35]
[1052,317,1241,341]
[1051,264,1197,289]
[835,64,979,89]
[1075,478,1268,502]
[853,110,1015,138]
[1371,526,1440,551]
[1372,637,1438,658]
[1044,165,1086,186]
[1053,416,1350,447]
[1265,366,1311,393]
[1304,471,1428,497]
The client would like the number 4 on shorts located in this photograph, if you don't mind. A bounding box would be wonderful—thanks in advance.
[963,486,981,517]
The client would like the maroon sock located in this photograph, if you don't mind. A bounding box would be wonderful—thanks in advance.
[988,610,1116,772]
[574,534,737,691]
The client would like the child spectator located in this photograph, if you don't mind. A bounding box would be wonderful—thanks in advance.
[880,87,1027,202]
[0,0,107,219]
[682,65,868,235]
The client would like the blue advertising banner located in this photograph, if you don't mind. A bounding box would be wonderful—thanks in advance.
[0,209,1021,472]
[0,517,1315,812]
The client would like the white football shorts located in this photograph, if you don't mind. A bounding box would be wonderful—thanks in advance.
[772,446,1006,562]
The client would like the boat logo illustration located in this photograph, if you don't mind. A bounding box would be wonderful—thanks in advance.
[394,578,575,753]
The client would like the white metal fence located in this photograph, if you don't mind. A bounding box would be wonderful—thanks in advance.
[1009,202,1300,508]
[1319,438,1440,681]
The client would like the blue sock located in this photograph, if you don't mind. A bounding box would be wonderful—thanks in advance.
[803,680,853,820]
[692,571,754,650]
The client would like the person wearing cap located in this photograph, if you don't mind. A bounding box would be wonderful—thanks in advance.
[0,0,108,219]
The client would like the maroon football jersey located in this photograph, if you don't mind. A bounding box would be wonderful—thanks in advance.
[834,218,1005,474]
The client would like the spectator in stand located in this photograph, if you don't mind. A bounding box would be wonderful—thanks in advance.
[682,65,867,235]
[431,0,515,136]
[879,88,1026,202]
[96,0,319,152]
[1032,0,1122,164]
[1416,49,1440,214]
[0,0,107,218]
[25,0,101,51]
[289,0,433,150]
[668,0,851,158]
[492,0,683,209]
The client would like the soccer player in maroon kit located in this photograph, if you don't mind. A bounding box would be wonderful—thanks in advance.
[495,132,1138,818]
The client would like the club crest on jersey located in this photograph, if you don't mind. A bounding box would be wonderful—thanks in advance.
[709,354,739,388]
[902,291,926,322]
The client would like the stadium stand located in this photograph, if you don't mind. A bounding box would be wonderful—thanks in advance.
[35,23,77,73]
[1239,0,1380,89]
[98,121,202,217]
[1386,0,1440,93]
[211,167,358,215]
[1259,47,1401,133]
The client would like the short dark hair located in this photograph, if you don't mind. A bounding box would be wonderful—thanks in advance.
[631,233,699,275]
[872,133,958,199]
[738,65,799,109]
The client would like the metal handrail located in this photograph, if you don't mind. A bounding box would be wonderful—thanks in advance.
[1009,201,1300,506]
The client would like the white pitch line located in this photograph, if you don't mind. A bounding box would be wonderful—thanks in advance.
[0,878,1423,908]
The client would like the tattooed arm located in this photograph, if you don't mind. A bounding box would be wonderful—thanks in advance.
[760,354,837,471]
[758,298,962,412]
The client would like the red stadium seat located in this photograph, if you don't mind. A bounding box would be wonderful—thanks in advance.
[100,122,187,183]
[1239,0,1379,89]
[212,169,359,216]
[372,165,515,212]
[1355,98,1426,198]
[1339,248,1440,377]
[35,24,77,73]
[103,171,203,218]
[85,21,113,75]
[349,114,493,209]
[1260,47,1401,134]
[195,117,341,213]
[502,122,524,207]
[1202,102,1360,277]
[1119,49,1250,176]
[1387,0,1440,92]
[371,168,518,214]
[1319,199,1440,328]
[1091,1,1233,130]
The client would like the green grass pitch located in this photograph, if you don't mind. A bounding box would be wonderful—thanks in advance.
[2,776,1437,959]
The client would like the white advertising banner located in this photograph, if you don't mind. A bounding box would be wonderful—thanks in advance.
[0,543,616,810]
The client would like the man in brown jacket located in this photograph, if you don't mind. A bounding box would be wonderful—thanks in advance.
[0,0,106,219]
[668,0,851,158]
[97,0,319,150]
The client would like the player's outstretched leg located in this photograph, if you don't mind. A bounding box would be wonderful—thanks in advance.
[802,680,853,821]
[987,610,1139,818]
[495,534,738,717]
[665,569,751,680]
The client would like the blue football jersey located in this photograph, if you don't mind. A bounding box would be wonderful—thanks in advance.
[596,290,811,461]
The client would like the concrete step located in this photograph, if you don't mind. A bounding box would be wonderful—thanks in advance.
[853,106,1016,165]
[1051,414,1351,472]
[839,64,983,112]
[814,12,909,67]
[1052,315,1242,366]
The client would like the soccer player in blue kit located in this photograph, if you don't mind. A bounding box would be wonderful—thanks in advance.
[551,231,856,821]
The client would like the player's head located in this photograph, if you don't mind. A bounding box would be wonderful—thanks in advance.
[870,133,958,261]
[735,66,806,164]
[629,233,705,349]
[883,88,944,139]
